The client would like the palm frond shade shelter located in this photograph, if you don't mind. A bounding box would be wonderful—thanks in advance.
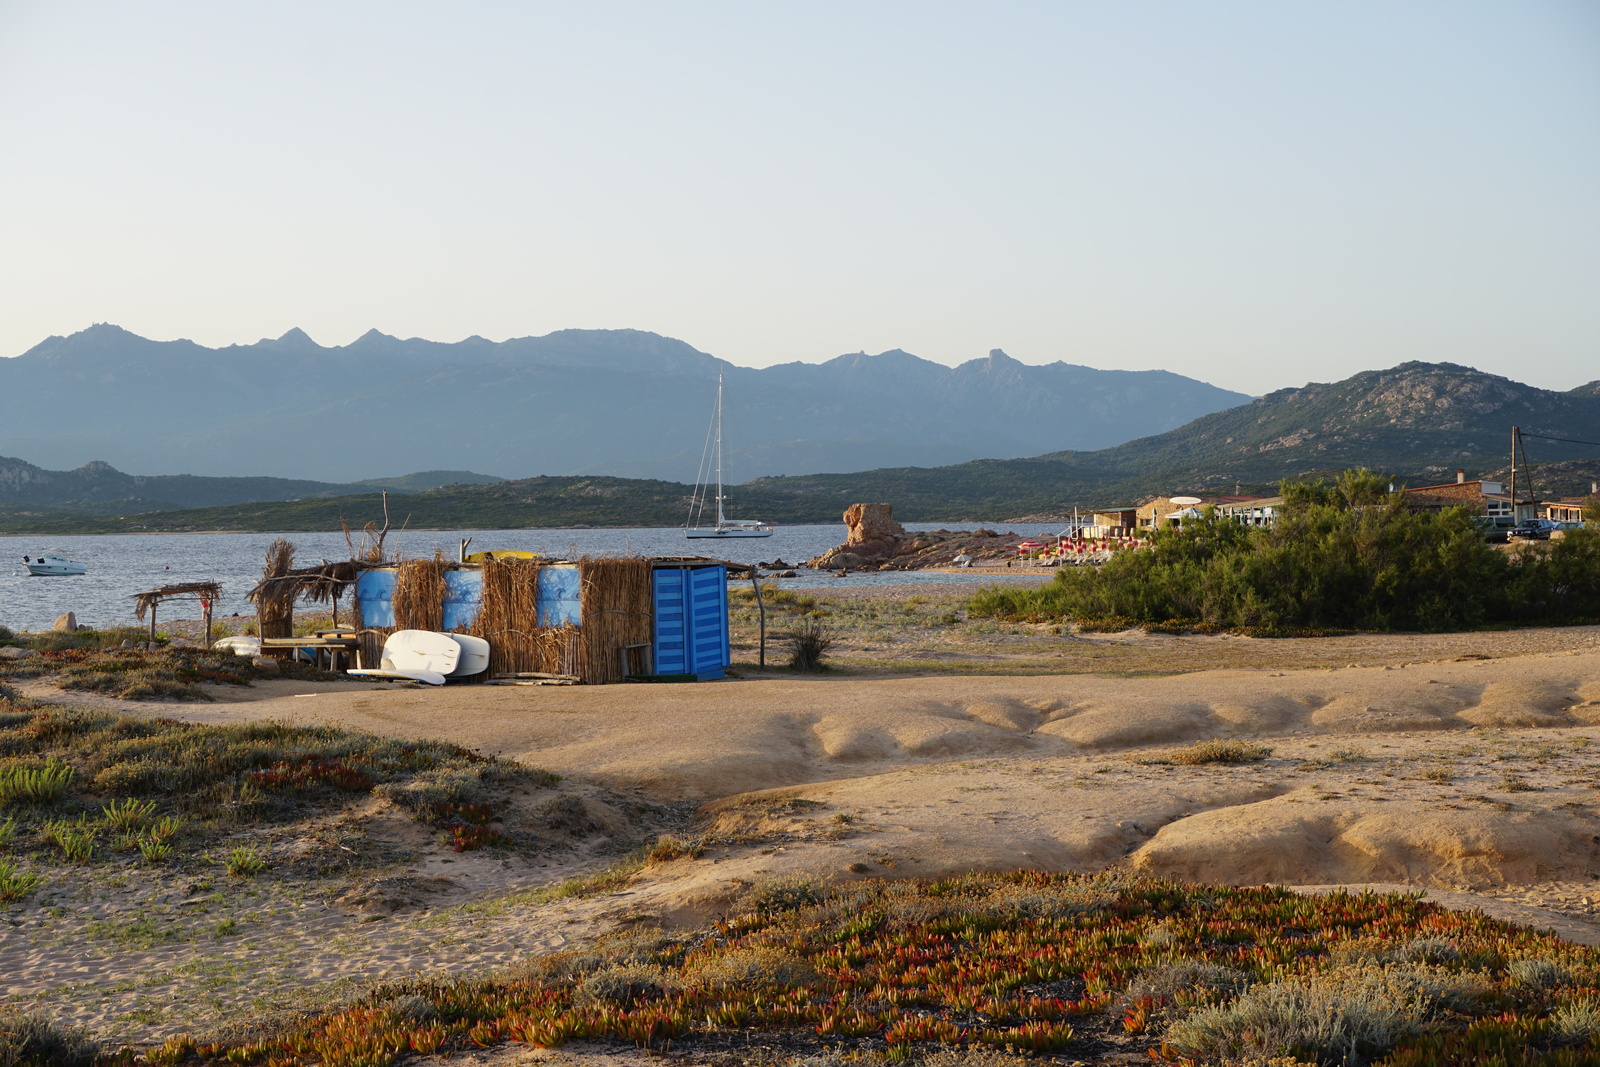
[132,581,223,646]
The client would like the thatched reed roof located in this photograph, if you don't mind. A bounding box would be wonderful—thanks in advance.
[248,560,364,615]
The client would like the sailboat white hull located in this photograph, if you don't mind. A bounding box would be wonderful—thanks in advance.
[686,370,772,540]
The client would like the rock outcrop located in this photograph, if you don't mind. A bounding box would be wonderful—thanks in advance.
[806,504,1035,571]
[807,504,907,569]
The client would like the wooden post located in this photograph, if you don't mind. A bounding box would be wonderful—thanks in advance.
[148,604,157,648]
[751,569,766,667]
[202,597,213,648]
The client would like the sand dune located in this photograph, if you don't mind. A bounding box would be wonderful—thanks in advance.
[74,646,1600,802]
[30,644,1592,897]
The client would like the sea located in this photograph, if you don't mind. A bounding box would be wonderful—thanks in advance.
[0,522,1069,633]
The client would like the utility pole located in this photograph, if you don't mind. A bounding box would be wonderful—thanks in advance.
[1509,426,1518,526]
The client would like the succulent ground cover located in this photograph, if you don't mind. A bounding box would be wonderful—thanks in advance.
[0,696,555,896]
[71,871,1598,1067]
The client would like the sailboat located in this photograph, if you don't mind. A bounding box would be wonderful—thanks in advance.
[686,371,773,539]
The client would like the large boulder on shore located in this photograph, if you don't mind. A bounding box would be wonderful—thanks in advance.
[807,503,907,569]
[53,612,78,633]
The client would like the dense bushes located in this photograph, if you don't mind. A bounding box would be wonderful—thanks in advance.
[972,474,1600,633]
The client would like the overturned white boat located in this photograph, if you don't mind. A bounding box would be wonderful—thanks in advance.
[24,551,86,576]
[349,629,490,685]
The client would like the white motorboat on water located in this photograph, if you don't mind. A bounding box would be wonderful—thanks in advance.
[23,551,86,576]
[686,371,773,539]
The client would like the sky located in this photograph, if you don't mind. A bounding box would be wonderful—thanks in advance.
[0,1,1595,395]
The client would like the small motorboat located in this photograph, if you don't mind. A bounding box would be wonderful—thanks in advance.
[24,551,86,576]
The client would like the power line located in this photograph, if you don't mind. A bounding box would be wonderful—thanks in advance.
[1520,432,1600,449]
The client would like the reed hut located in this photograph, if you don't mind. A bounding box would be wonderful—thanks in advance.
[254,553,738,684]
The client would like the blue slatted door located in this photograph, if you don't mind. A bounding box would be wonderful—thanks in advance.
[652,569,689,675]
[687,565,729,678]
[355,570,396,627]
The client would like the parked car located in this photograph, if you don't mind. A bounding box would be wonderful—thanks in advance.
[1510,519,1561,540]
[1472,516,1511,543]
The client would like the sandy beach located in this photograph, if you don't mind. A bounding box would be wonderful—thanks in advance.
[6,616,1600,1047]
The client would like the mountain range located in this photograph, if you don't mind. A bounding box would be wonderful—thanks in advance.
[0,325,1250,483]
[3,360,1594,534]
[0,459,502,516]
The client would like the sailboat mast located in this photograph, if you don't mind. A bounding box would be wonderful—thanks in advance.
[715,371,726,526]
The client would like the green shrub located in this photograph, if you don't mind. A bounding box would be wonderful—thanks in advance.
[1121,960,1251,1020]
[0,859,42,903]
[1168,740,1273,766]
[1550,998,1600,1044]
[1165,965,1486,1066]
[787,619,834,672]
[578,965,670,1005]
[42,820,96,864]
[682,945,818,991]
[748,874,822,912]
[970,474,1600,633]
[1508,957,1569,990]
[0,761,74,807]
[224,846,266,878]
[0,1009,99,1067]
[137,838,173,865]
[101,797,157,832]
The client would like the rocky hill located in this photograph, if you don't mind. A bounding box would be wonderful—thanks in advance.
[0,325,1249,483]
[1074,361,1600,486]
[753,361,1600,515]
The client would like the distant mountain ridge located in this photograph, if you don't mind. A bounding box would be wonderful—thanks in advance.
[0,324,1250,483]
[0,455,503,515]
[4,360,1595,535]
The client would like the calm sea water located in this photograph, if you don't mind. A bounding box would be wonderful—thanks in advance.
[0,523,1063,633]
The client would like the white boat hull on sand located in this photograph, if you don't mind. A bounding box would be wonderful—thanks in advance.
[447,633,491,677]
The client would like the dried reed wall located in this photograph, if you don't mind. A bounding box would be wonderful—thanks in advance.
[577,557,653,684]
[468,557,581,677]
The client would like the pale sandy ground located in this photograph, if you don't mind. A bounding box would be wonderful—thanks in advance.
[7,627,1600,1048]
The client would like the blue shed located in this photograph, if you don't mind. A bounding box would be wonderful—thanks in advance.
[650,563,731,680]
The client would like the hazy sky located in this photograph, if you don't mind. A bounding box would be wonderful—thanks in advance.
[1,1,1595,394]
